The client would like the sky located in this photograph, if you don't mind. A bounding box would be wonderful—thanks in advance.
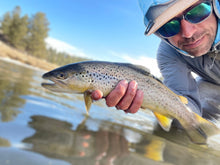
[0,0,162,77]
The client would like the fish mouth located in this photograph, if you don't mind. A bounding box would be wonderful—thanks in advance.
[41,76,66,92]
[41,78,57,88]
[41,81,56,87]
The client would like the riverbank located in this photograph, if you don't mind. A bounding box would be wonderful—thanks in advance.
[0,41,58,71]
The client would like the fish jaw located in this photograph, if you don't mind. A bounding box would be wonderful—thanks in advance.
[41,76,73,93]
[42,71,92,94]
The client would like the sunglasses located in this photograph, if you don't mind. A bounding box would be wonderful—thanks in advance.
[157,1,212,38]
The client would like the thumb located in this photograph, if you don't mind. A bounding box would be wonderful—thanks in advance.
[91,90,103,101]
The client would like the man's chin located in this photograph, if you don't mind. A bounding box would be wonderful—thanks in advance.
[183,47,210,57]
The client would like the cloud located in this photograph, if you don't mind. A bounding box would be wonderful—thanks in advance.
[45,37,89,58]
[109,51,161,78]
[45,37,161,77]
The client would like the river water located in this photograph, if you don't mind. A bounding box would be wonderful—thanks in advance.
[1,58,220,165]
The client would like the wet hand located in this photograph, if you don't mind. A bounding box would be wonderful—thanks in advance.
[91,80,144,113]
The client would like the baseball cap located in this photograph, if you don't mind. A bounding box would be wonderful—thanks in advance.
[139,0,200,35]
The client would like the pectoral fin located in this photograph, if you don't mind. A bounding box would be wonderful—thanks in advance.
[153,112,173,132]
[84,91,93,114]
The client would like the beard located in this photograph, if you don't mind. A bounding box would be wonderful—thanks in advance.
[177,30,216,57]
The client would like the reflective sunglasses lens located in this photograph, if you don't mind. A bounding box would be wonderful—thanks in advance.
[185,2,211,23]
[158,19,180,38]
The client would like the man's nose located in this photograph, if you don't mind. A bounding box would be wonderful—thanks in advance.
[180,19,196,38]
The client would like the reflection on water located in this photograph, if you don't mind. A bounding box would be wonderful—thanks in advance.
[1,58,220,165]
[0,60,33,122]
[21,115,220,165]
[23,115,168,165]
[0,137,10,147]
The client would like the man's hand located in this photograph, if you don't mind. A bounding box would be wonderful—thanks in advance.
[91,80,144,113]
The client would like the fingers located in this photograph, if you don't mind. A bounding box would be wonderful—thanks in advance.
[116,80,138,110]
[125,89,143,113]
[91,80,143,114]
[106,80,128,107]
[91,90,103,100]
[106,80,143,114]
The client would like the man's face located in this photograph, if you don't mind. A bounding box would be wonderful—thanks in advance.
[168,13,217,57]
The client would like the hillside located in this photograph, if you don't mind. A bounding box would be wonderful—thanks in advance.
[0,40,58,71]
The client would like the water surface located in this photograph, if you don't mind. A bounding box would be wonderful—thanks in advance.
[0,58,220,165]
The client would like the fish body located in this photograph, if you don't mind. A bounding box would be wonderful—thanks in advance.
[42,61,220,144]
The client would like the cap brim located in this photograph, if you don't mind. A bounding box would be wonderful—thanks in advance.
[146,0,200,36]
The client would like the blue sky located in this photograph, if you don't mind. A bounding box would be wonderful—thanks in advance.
[0,0,161,76]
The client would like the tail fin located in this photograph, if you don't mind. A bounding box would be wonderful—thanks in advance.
[184,113,220,144]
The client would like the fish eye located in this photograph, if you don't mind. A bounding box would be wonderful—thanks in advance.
[56,72,67,79]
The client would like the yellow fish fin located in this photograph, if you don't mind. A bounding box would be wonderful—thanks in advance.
[84,91,93,115]
[183,113,220,144]
[153,112,173,132]
[178,95,188,104]
[144,139,165,161]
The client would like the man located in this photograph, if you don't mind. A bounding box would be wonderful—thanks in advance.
[92,0,220,120]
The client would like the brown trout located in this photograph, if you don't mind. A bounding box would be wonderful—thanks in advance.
[41,61,220,144]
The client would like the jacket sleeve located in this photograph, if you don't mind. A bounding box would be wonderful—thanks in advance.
[157,41,202,115]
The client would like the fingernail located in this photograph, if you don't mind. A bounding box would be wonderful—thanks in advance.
[131,80,137,89]
[121,80,128,86]
[92,91,103,100]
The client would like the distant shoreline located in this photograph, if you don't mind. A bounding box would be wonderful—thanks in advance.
[0,41,58,71]
[0,56,47,72]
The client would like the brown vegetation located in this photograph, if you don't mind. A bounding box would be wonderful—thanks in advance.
[0,40,58,71]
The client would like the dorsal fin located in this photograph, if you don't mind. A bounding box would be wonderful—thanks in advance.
[123,63,163,83]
